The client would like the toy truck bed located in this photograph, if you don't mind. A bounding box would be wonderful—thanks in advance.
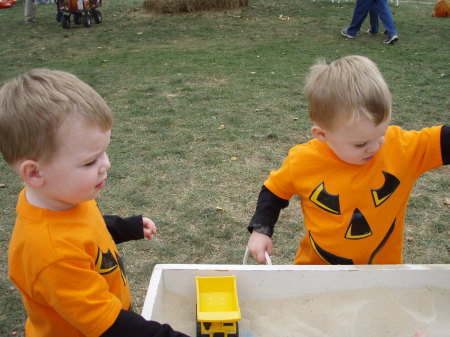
[196,276,241,337]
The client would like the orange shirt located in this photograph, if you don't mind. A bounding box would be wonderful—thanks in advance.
[8,190,131,336]
[264,126,443,265]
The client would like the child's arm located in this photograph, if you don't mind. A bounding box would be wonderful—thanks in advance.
[247,186,289,263]
[101,309,190,337]
[441,125,449,165]
[103,215,145,243]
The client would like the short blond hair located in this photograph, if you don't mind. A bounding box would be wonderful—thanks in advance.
[304,55,392,129]
[0,69,112,164]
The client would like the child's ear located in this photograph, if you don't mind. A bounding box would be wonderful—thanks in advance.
[19,160,45,188]
[311,125,327,142]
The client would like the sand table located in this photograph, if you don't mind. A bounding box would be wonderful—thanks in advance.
[158,286,450,337]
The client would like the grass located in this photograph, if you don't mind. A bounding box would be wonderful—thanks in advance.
[0,0,449,335]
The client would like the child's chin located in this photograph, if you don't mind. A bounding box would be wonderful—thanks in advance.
[342,158,367,165]
[87,190,102,201]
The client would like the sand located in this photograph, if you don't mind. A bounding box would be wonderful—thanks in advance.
[157,286,450,337]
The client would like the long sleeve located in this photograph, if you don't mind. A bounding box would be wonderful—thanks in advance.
[100,309,190,337]
[247,185,289,237]
[103,215,144,244]
[441,125,449,165]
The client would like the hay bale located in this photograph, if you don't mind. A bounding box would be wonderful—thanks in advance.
[143,0,248,14]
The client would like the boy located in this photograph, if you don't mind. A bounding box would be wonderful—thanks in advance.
[247,55,449,265]
[0,69,190,337]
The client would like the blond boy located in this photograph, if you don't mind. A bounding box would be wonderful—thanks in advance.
[0,69,189,337]
[247,55,449,265]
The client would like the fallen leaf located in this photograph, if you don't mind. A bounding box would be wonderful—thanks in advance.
[278,14,291,21]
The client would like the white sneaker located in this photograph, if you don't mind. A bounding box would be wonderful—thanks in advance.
[383,35,398,44]
[341,29,356,39]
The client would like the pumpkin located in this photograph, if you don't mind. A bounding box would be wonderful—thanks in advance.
[432,0,450,17]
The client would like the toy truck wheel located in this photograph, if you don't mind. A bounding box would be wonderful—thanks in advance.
[196,322,209,337]
[82,13,91,28]
[228,322,239,337]
[61,14,70,29]
[196,322,201,337]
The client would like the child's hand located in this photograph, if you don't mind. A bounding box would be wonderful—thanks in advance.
[247,231,273,264]
[142,217,156,240]
[412,332,432,337]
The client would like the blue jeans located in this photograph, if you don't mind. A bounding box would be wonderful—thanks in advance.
[346,0,397,37]
[369,7,379,33]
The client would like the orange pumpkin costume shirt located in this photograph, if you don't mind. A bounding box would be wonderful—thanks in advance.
[8,190,130,337]
[263,125,444,265]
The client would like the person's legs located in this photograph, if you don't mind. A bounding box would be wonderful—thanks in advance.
[374,0,397,36]
[24,0,37,23]
[368,6,379,34]
[345,0,374,36]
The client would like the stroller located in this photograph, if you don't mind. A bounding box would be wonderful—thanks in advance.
[56,0,102,29]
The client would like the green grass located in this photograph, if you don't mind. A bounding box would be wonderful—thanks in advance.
[0,0,449,335]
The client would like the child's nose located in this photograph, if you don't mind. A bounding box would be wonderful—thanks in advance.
[99,153,111,173]
[368,142,379,153]
[105,154,111,170]
[368,137,384,153]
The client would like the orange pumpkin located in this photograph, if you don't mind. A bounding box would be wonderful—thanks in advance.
[432,0,449,17]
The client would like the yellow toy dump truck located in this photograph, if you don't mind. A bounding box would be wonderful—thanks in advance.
[196,276,241,337]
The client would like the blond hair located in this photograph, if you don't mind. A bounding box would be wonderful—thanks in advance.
[0,69,112,164]
[304,55,392,130]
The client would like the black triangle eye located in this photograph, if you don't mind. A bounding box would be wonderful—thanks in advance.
[309,182,340,214]
[371,171,400,207]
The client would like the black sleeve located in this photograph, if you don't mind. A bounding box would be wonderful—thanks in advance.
[103,215,144,244]
[441,125,449,165]
[247,185,290,238]
[100,309,191,337]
